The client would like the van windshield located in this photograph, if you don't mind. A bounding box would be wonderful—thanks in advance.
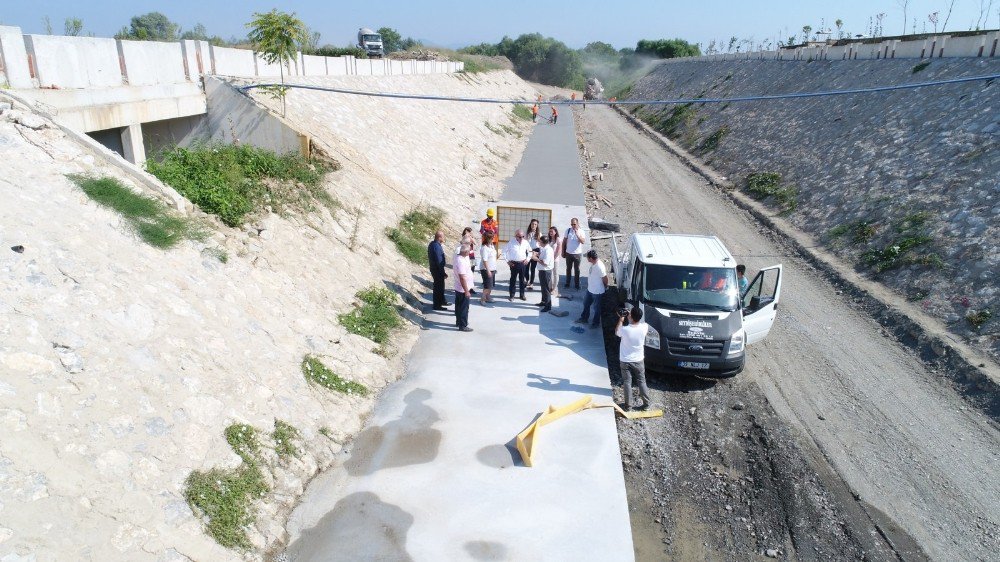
[642,264,739,312]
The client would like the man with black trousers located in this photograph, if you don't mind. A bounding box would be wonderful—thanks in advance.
[503,229,532,301]
[533,235,555,312]
[427,230,449,310]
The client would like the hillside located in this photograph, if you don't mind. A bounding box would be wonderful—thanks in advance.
[0,70,535,561]
[626,58,1000,359]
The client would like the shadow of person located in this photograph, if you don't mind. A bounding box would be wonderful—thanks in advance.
[526,373,612,397]
[284,491,415,561]
[344,389,442,476]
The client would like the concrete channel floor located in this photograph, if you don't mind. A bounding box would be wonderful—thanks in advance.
[284,111,635,561]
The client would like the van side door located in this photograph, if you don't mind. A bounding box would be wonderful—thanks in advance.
[742,265,783,344]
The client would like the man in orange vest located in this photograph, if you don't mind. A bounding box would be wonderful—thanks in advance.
[550,105,558,124]
[480,208,499,249]
[531,104,538,123]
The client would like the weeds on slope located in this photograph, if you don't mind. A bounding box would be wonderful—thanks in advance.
[69,175,205,249]
[387,206,444,266]
[146,144,338,227]
[512,104,533,121]
[339,285,403,345]
[744,172,798,214]
[302,354,368,396]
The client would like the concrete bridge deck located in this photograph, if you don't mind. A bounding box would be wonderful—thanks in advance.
[284,111,634,561]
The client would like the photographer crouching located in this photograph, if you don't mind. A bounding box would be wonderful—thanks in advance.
[615,305,651,411]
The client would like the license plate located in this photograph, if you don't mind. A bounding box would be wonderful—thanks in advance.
[678,361,710,370]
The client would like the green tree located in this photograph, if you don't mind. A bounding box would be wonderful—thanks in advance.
[582,41,618,59]
[64,18,83,36]
[116,12,179,41]
[246,9,306,116]
[377,27,403,52]
[635,39,701,59]
[802,25,813,41]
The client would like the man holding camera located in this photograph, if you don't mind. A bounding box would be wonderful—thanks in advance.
[616,306,651,411]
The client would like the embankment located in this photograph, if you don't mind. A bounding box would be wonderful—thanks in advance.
[0,70,535,561]
[626,58,999,360]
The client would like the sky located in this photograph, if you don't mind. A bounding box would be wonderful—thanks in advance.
[1,0,997,50]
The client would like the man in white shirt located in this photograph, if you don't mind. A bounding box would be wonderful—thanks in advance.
[616,306,651,410]
[575,250,608,328]
[563,217,587,290]
[503,230,532,301]
[532,235,555,312]
[453,243,474,332]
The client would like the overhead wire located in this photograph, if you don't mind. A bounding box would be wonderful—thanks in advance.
[238,73,999,105]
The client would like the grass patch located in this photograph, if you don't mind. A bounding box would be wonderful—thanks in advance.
[69,175,204,249]
[319,427,335,440]
[966,309,991,330]
[745,172,798,214]
[484,121,504,135]
[302,355,369,396]
[185,424,268,550]
[146,144,337,227]
[648,103,697,139]
[386,206,445,266]
[205,247,229,263]
[513,104,533,121]
[912,61,931,74]
[272,419,301,460]
[861,234,934,272]
[338,286,403,344]
[698,126,729,152]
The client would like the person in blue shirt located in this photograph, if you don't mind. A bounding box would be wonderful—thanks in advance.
[737,264,749,294]
[427,230,449,310]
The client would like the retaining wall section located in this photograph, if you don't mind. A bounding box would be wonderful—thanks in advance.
[0,25,463,90]
[627,58,1000,358]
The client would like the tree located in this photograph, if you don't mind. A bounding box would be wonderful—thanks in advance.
[246,9,306,116]
[582,41,618,59]
[635,39,700,59]
[116,12,179,41]
[835,19,845,39]
[64,18,83,36]
[377,27,403,52]
[897,0,910,35]
[928,12,940,32]
[802,25,813,42]
[42,16,52,35]
[728,37,738,52]
[941,0,957,31]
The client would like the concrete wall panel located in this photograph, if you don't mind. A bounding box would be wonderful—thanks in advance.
[25,34,122,88]
[893,39,927,58]
[211,45,256,77]
[181,40,200,80]
[203,76,304,156]
[945,35,985,57]
[119,40,186,86]
[0,25,33,88]
[303,55,326,76]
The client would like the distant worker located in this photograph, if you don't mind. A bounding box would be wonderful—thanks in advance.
[533,235,555,312]
[504,229,532,301]
[454,243,474,332]
[531,104,539,123]
[736,264,749,294]
[427,230,449,310]
[537,93,543,103]
[480,208,499,249]
[563,217,587,290]
[616,306,651,411]
[575,250,608,328]
[571,92,576,101]
[550,105,558,124]
[479,232,498,305]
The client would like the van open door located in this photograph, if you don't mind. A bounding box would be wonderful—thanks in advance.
[742,265,782,344]
[609,234,628,285]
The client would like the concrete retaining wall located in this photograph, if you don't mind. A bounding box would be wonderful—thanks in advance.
[0,25,463,90]
[202,76,307,157]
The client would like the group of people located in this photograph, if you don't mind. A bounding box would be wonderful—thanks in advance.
[426,209,601,331]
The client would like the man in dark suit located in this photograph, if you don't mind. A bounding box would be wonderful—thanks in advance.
[427,230,449,310]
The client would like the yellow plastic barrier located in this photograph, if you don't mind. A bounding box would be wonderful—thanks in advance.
[515,396,663,467]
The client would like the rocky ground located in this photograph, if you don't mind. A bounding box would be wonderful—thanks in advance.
[0,71,536,561]
[575,105,999,561]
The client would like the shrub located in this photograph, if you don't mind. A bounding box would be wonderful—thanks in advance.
[185,424,268,550]
[146,144,336,227]
[387,206,445,266]
[912,61,931,74]
[69,175,204,249]
[272,419,301,459]
[698,126,729,152]
[302,355,369,396]
[745,172,797,214]
[966,309,991,330]
[339,286,403,344]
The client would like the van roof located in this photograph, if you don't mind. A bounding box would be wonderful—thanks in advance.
[633,233,735,268]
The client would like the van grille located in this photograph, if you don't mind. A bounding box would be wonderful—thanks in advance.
[667,338,726,357]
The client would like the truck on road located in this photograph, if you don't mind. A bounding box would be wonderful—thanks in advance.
[610,230,782,377]
[357,28,384,58]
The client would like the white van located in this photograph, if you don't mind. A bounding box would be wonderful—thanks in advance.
[610,232,782,378]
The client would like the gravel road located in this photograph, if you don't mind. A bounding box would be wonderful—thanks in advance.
[575,106,1000,561]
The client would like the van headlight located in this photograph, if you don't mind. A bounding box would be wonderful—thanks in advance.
[728,331,745,356]
[645,329,661,350]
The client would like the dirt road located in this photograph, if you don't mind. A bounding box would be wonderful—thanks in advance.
[576,106,999,561]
